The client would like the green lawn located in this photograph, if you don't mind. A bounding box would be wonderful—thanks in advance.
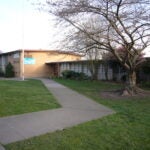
[0,79,60,117]
[5,79,150,150]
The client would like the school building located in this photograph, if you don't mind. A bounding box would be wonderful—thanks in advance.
[0,49,81,78]
[0,49,149,81]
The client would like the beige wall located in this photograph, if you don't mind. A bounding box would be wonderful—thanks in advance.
[23,51,81,78]
[1,50,81,78]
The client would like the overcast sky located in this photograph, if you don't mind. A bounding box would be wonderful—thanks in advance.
[0,0,149,56]
[0,0,58,52]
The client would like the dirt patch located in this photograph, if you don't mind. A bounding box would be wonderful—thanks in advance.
[100,89,150,100]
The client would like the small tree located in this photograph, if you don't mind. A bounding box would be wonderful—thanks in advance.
[86,49,103,80]
[5,62,15,78]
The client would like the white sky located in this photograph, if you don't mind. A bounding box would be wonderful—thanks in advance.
[0,0,149,57]
[0,0,58,52]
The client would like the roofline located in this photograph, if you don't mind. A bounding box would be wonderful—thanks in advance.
[45,60,103,64]
[0,49,21,55]
[46,58,150,64]
[0,49,82,56]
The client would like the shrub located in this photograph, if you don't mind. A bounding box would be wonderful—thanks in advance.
[78,72,89,80]
[61,70,75,79]
[61,70,89,80]
[0,67,4,77]
[5,62,15,77]
[140,81,150,89]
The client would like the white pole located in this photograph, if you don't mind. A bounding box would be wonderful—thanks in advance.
[22,0,25,80]
[22,50,24,80]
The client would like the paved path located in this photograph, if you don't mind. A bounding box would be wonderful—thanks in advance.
[0,78,114,146]
[0,145,5,150]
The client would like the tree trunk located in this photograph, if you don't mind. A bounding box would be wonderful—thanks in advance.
[104,62,109,81]
[93,68,99,80]
[88,61,99,80]
[129,71,136,88]
[90,67,98,80]
[125,70,137,95]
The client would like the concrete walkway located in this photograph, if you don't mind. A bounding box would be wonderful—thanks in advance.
[0,78,114,146]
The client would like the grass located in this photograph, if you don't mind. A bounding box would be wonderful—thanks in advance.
[5,79,150,150]
[0,79,60,117]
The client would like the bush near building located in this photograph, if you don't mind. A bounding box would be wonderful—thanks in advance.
[5,62,15,78]
[61,70,89,80]
[0,67,4,77]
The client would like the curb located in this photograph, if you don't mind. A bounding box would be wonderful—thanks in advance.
[0,144,5,150]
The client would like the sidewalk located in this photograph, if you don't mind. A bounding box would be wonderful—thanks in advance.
[0,78,114,145]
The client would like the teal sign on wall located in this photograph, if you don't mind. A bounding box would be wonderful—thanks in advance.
[24,58,35,64]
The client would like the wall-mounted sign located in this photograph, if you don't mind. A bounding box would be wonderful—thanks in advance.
[24,58,35,64]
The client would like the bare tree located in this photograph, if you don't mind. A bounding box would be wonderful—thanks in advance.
[50,16,107,80]
[68,17,106,80]
[44,0,150,95]
[86,49,102,80]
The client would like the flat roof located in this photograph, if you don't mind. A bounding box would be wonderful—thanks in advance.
[0,49,82,56]
[46,57,150,64]
[45,60,99,64]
